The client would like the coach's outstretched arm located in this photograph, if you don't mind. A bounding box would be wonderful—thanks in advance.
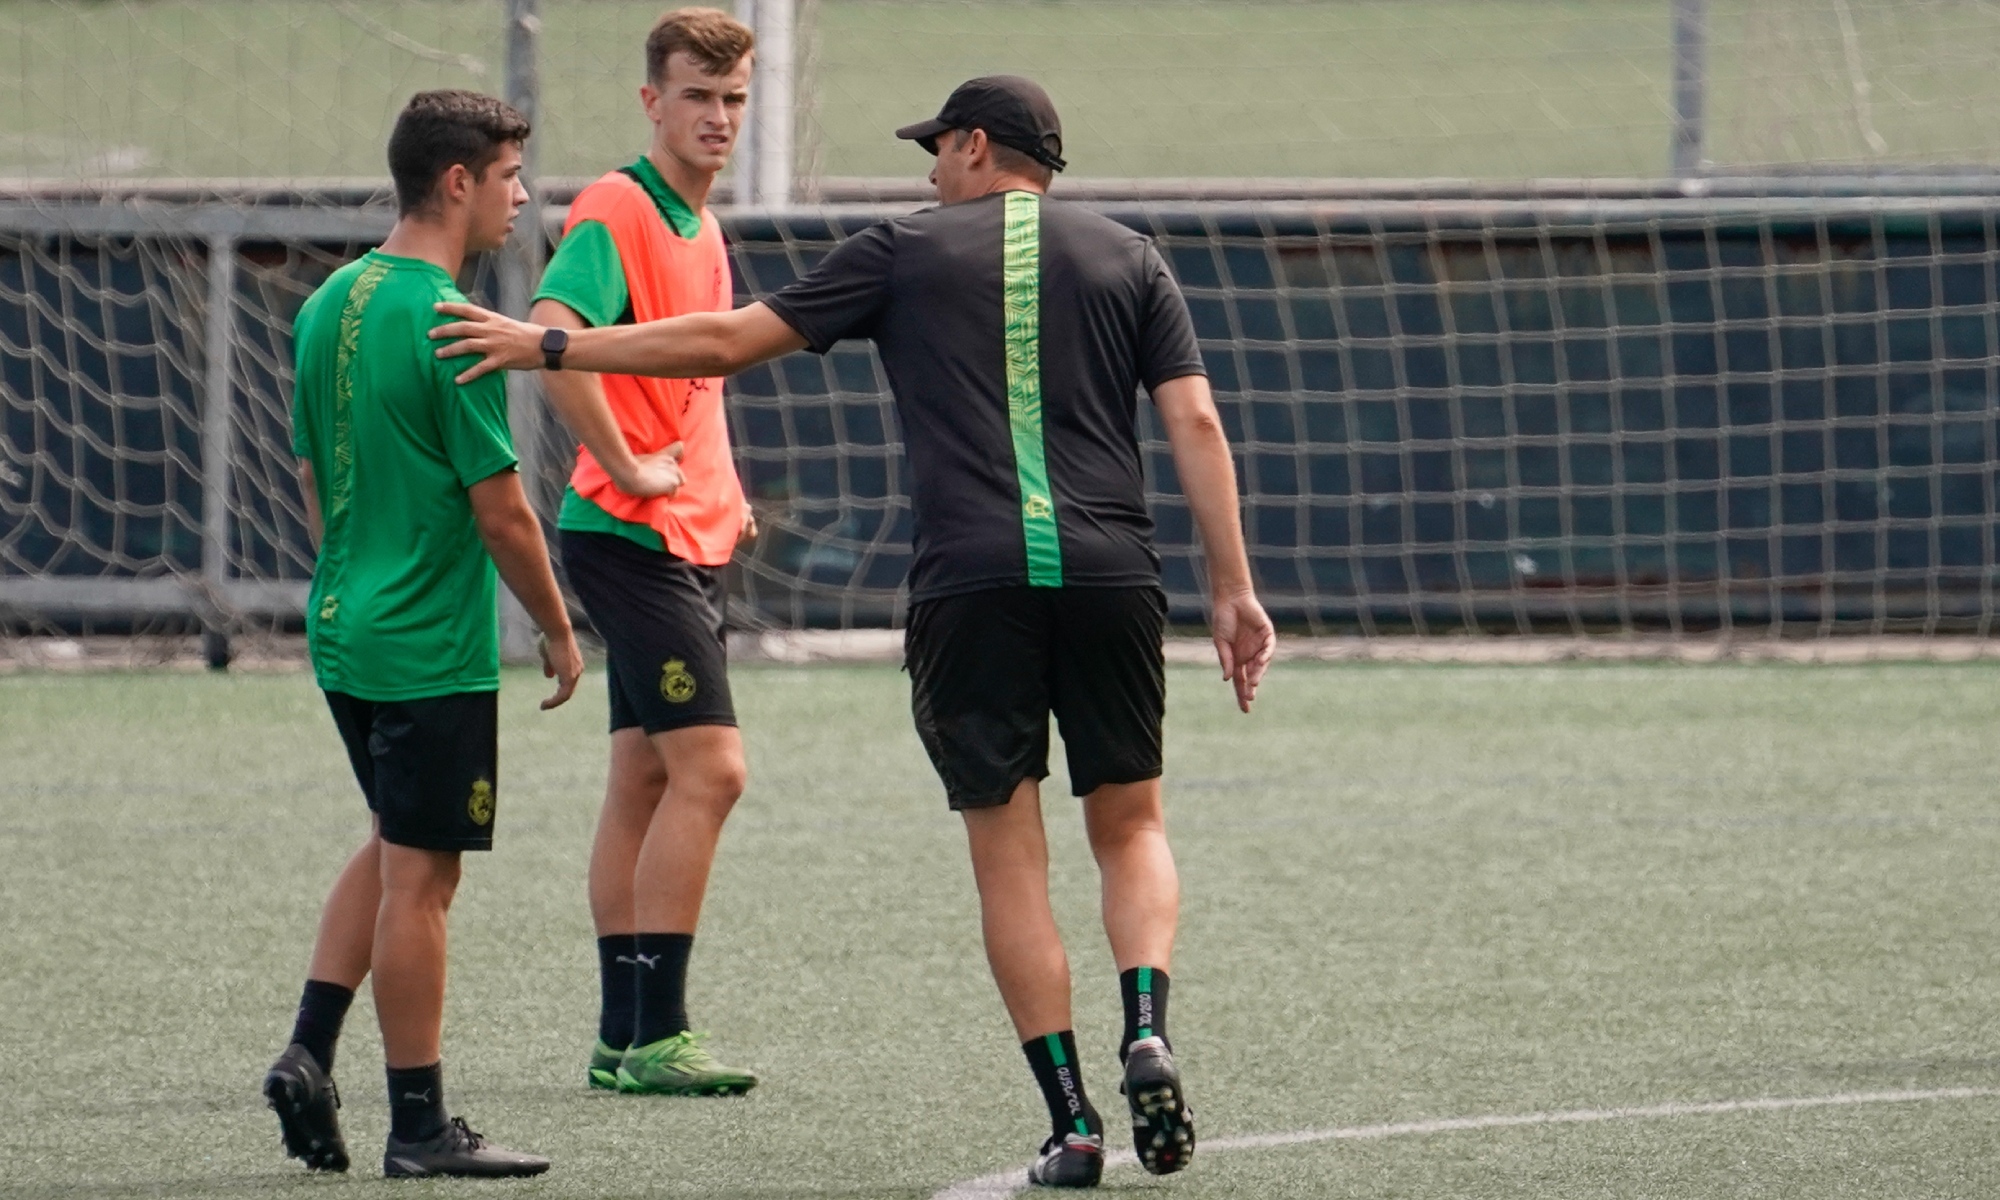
[1153,373,1276,712]
[430,300,806,384]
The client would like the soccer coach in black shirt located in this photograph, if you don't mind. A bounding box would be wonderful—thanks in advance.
[434,75,1275,1188]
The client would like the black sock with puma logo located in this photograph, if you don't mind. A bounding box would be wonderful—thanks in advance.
[597,934,639,1050]
[630,932,695,1047]
[386,1062,447,1143]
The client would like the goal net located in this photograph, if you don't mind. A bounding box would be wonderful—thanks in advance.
[5,1,2000,664]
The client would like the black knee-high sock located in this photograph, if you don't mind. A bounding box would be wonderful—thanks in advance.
[386,1062,448,1143]
[1119,966,1171,1061]
[288,979,355,1074]
[1022,1031,1103,1142]
[629,932,695,1047]
[597,934,639,1050]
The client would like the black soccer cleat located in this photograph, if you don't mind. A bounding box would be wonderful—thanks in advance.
[382,1116,551,1179]
[1122,1036,1195,1175]
[263,1043,349,1172]
[1026,1131,1104,1188]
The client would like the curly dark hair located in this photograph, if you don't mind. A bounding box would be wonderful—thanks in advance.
[387,90,532,216]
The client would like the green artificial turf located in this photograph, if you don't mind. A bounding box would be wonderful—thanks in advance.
[1,661,1997,1197]
[4,1,1999,181]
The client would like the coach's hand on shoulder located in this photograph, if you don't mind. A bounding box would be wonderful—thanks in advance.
[614,442,685,498]
[537,629,585,711]
[432,302,543,384]
[1210,588,1275,713]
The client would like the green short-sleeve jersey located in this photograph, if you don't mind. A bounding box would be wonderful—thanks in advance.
[534,219,629,329]
[291,250,518,700]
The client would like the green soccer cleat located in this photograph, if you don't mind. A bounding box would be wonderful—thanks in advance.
[587,1040,623,1091]
[614,1031,759,1096]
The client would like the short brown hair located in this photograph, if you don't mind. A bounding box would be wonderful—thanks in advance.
[951,128,1054,188]
[387,90,531,215]
[646,7,755,83]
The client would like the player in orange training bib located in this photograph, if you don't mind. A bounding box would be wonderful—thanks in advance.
[528,6,759,1097]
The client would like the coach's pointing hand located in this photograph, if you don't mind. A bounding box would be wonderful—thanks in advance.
[432,302,544,384]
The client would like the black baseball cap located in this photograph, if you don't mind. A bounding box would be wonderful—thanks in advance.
[895,75,1067,172]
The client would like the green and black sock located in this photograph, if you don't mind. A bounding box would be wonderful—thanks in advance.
[597,934,638,1050]
[630,932,694,1047]
[1119,966,1170,1062]
[288,979,354,1074]
[1023,1031,1102,1142]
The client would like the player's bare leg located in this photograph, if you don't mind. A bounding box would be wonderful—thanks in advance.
[634,725,747,930]
[1082,780,1178,973]
[1084,779,1193,1176]
[266,820,386,1172]
[364,841,545,1177]
[592,724,757,1094]
[963,778,1105,1185]
[372,844,461,1069]
[588,728,669,936]
[961,779,1074,1039]
[305,821,385,990]
[588,725,747,937]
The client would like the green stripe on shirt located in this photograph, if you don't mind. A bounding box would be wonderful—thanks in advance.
[1002,191,1062,587]
[328,257,391,536]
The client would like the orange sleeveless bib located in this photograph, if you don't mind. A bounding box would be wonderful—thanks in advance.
[563,171,742,566]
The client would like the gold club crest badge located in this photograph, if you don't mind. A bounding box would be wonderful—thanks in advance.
[660,658,697,704]
[467,778,495,826]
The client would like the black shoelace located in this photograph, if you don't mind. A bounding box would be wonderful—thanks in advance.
[447,1117,486,1150]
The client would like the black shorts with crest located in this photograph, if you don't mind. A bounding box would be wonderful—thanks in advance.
[560,529,737,736]
[322,689,499,851]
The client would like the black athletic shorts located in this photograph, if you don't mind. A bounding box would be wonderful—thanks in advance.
[559,529,736,735]
[904,585,1167,810]
[322,690,499,852]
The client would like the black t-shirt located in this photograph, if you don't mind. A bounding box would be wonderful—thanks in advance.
[763,191,1206,603]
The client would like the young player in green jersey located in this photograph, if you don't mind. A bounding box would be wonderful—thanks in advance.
[262,90,580,1180]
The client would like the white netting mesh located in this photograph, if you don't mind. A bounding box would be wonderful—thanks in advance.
[5,1,2000,661]
[722,200,2000,636]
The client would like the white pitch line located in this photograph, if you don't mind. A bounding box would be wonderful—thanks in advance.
[929,1086,2000,1200]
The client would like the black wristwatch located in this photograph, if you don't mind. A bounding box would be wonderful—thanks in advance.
[540,326,568,371]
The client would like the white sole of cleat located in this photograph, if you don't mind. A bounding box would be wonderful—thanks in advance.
[1123,1047,1195,1177]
